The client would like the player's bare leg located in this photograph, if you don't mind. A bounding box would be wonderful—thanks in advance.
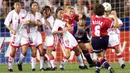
[79,43,96,68]
[114,46,125,69]
[30,46,37,71]
[95,52,115,73]
[73,46,88,69]
[8,44,17,72]
[44,56,52,70]
[38,45,45,71]
[60,48,70,70]
[46,47,57,70]
[17,45,28,71]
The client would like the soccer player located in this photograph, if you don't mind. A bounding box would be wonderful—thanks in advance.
[4,1,29,72]
[63,6,78,34]
[52,8,87,70]
[102,2,125,69]
[41,6,57,70]
[24,2,44,71]
[73,14,96,68]
[91,4,118,73]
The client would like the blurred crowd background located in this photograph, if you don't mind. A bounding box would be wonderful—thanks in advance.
[0,0,130,19]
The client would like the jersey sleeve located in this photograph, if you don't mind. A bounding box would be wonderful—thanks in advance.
[4,11,13,26]
[36,12,42,21]
[25,12,31,21]
[63,15,69,22]
[40,18,45,25]
[52,20,58,33]
[49,16,54,28]
[118,18,123,26]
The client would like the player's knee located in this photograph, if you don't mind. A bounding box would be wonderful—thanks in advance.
[32,50,37,56]
[64,56,70,60]
[75,49,82,56]
[66,53,70,59]
[22,52,27,56]
[10,53,15,57]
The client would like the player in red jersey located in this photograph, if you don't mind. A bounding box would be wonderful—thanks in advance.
[63,6,78,34]
[91,4,118,73]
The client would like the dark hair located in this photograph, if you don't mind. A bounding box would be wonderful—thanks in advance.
[41,6,51,14]
[94,4,105,16]
[30,1,38,7]
[55,7,63,17]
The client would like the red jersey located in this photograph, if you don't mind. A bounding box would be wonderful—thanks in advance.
[91,15,112,37]
[63,14,78,26]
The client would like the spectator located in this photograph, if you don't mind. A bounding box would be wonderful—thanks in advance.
[63,0,71,10]
[0,0,10,19]
[21,0,33,11]
[0,0,2,7]
[74,0,90,17]
[49,0,58,14]
[34,0,51,11]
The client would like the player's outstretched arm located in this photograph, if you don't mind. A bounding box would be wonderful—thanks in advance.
[111,10,119,28]
[5,25,16,35]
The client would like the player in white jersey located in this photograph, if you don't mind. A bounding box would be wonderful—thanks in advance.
[4,1,29,72]
[102,2,125,69]
[52,8,87,70]
[40,6,57,70]
[24,2,44,71]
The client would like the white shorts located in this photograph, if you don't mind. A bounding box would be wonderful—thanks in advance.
[29,31,42,47]
[108,31,120,48]
[10,32,29,48]
[60,32,78,50]
[44,35,58,49]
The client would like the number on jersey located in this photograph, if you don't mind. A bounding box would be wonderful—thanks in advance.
[94,25,100,36]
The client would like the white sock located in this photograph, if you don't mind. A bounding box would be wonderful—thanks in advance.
[31,57,36,69]
[117,53,124,66]
[90,52,94,59]
[8,56,14,69]
[60,57,68,68]
[44,60,51,68]
[40,56,44,69]
[50,59,55,68]
[76,54,84,66]
[18,53,25,64]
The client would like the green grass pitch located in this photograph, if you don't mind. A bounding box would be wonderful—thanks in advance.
[0,63,130,73]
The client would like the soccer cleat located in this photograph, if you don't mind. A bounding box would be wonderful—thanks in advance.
[44,68,51,71]
[32,68,36,71]
[17,64,22,71]
[40,68,44,71]
[121,64,125,69]
[79,65,88,69]
[51,67,57,71]
[89,62,96,68]
[110,68,115,73]
[60,64,64,70]
[60,67,64,70]
[8,69,13,72]
[95,69,100,73]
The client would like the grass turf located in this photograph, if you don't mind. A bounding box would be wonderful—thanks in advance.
[0,62,129,73]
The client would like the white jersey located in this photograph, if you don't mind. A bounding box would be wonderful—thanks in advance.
[41,16,54,36]
[25,12,42,33]
[108,15,123,35]
[4,9,29,47]
[52,19,78,49]
[4,9,27,33]
[107,15,123,47]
